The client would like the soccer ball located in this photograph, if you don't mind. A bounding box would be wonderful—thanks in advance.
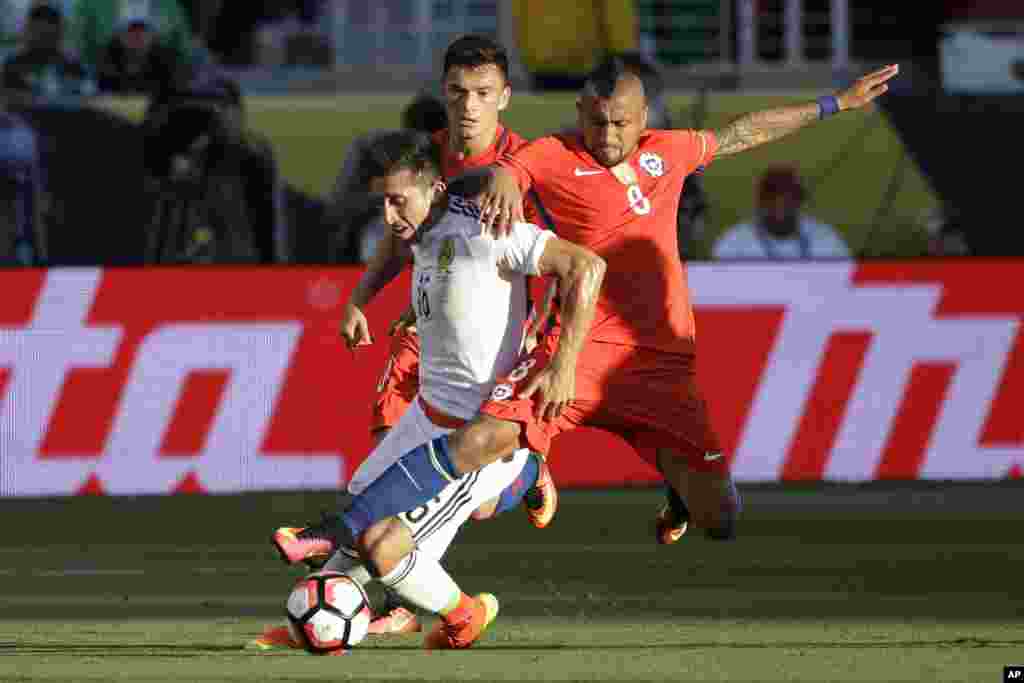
[285,571,372,654]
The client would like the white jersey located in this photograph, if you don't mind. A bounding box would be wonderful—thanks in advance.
[411,195,553,420]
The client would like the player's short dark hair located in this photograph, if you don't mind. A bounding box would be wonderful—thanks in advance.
[596,51,664,100]
[401,93,448,134]
[582,56,645,101]
[363,130,441,187]
[442,34,509,82]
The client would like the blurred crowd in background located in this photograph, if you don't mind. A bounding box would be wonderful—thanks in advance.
[0,0,1018,267]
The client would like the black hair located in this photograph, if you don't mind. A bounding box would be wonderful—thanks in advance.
[363,130,441,186]
[442,34,509,82]
[581,57,644,100]
[595,51,664,100]
[401,93,448,134]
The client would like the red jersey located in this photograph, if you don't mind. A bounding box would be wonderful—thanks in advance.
[433,125,526,178]
[497,129,717,355]
[432,126,547,229]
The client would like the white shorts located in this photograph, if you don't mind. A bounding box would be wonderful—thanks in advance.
[344,397,529,560]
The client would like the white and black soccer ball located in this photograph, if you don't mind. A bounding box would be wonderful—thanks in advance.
[285,571,372,654]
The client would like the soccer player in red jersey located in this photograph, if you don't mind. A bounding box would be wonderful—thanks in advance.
[274,60,898,560]
[369,35,557,529]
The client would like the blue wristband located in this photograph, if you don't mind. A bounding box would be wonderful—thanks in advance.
[817,95,840,119]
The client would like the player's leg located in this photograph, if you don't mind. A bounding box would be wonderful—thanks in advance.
[656,449,741,540]
[282,349,564,555]
[358,453,532,649]
[405,450,531,648]
[366,518,497,650]
[319,547,419,635]
[468,451,554,527]
[592,344,739,541]
[371,327,547,524]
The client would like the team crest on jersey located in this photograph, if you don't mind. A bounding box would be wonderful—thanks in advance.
[437,238,455,272]
[639,152,665,178]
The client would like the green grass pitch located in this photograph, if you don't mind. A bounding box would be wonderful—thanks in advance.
[1,485,1020,682]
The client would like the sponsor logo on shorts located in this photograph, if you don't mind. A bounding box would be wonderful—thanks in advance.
[508,358,536,383]
[703,452,723,462]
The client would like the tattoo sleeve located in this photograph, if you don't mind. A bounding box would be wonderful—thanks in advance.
[713,101,821,157]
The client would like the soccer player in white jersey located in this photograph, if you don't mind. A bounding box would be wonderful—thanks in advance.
[268,131,605,650]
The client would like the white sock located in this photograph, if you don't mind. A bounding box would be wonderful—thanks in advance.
[379,550,461,615]
[322,549,373,587]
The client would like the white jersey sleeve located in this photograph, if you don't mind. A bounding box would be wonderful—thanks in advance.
[497,221,553,276]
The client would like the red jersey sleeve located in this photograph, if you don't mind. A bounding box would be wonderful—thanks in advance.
[499,136,566,232]
[665,129,719,174]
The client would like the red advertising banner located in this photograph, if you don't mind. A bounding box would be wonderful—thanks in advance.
[1,262,1022,497]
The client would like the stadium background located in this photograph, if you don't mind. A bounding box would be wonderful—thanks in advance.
[2,1,1022,681]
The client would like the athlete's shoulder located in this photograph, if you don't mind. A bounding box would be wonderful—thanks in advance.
[514,131,578,156]
[643,128,716,157]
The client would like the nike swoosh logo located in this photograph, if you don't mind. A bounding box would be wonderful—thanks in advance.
[703,452,723,462]
[574,168,603,176]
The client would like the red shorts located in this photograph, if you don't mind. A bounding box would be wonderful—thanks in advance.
[480,337,726,474]
[371,329,420,433]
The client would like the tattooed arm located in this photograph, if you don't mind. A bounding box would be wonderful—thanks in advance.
[712,64,899,158]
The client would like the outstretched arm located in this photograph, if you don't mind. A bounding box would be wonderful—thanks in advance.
[712,64,899,158]
[520,238,606,421]
[340,232,412,349]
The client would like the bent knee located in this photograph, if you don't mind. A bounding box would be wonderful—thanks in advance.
[452,416,521,469]
[356,517,413,576]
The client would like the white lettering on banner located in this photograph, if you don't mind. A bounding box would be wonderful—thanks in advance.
[0,271,342,497]
[94,323,334,495]
[689,263,1023,481]
[0,270,120,495]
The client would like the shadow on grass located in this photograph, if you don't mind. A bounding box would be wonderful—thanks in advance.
[2,637,1021,657]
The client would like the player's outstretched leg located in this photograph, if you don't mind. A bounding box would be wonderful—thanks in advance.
[273,416,522,564]
[358,521,498,650]
[655,449,740,542]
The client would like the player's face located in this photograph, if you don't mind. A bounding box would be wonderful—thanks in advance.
[443,64,510,146]
[370,169,444,241]
[577,92,648,167]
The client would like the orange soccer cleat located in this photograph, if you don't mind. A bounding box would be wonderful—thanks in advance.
[367,607,422,636]
[523,456,558,529]
[654,486,690,545]
[654,503,689,544]
[247,624,349,656]
[247,625,301,652]
[423,593,499,650]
